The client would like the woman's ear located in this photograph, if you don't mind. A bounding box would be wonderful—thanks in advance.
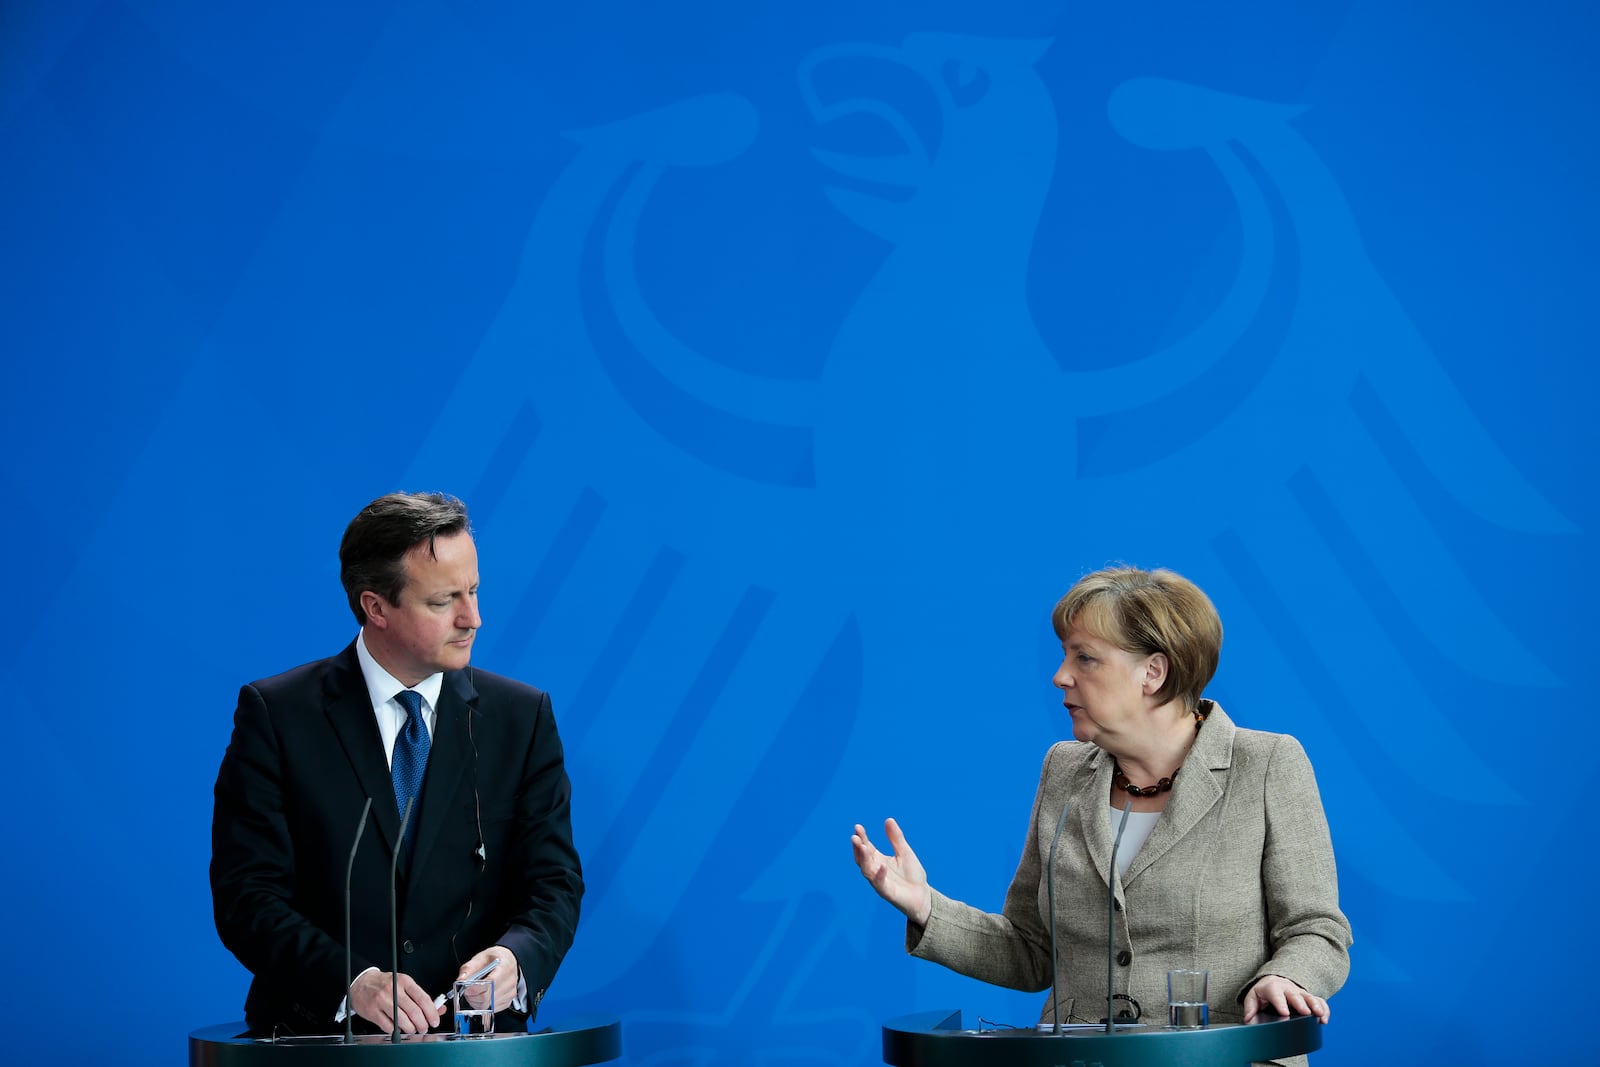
[1142,652,1169,695]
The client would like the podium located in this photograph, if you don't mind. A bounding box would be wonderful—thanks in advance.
[189,1016,621,1067]
[882,1009,1321,1067]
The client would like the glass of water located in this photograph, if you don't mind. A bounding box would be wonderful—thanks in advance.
[1167,969,1209,1029]
[451,979,495,1037]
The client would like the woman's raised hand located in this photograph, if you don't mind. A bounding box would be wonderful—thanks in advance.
[851,818,933,926]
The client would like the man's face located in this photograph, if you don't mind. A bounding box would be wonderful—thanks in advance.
[362,531,480,686]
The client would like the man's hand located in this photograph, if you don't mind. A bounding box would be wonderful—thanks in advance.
[350,969,440,1033]
[457,947,520,1011]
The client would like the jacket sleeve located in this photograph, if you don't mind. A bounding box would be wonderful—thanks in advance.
[492,689,584,1009]
[1247,735,1353,998]
[211,683,370,1021]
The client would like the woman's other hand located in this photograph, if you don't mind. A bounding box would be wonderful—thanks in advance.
[852,818,933,926]
[1242,974,1330,1023]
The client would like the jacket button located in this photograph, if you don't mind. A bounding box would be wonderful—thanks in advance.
[1115,950,1131,966]
[402,940,416,954]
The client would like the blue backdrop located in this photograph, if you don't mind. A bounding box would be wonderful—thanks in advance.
[3,2,1595,1064]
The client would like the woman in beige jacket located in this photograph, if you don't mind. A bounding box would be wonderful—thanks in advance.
[852,566,1352,1062]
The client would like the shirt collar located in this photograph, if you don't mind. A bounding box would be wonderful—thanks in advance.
[355,630,444,714]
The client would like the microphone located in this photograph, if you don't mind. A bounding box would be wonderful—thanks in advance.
[1105,799,1133,1035]
[343,797,373,1044]
[390,797,415,1043]
[1045,795,1072,1034]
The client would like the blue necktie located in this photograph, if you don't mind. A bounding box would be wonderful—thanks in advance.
[392,690,430,858]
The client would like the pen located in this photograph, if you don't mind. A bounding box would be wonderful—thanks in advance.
[432,958,501,1011]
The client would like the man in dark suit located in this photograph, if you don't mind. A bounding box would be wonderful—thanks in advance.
[211,492,583,1035]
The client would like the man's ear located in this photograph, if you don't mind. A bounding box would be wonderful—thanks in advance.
[360,590,390,630]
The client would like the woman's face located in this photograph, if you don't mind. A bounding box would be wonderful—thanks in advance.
[1053,621,1156,748]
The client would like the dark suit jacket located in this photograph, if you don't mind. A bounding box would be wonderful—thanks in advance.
[210,643,584,1034]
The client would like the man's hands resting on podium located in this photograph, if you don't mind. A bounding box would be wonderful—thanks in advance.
[348,949,521,1032]
[350,969,441,1033]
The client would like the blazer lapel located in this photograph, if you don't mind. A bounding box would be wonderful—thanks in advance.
[409,668,475,878]
[1123,701,1235,885]
[323,646,403,857]
[1076,746,1117,890]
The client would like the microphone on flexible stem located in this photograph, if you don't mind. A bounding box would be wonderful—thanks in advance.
[1106,799,1133,1036]
[1045,796,1073,1034]
[343,797,373,1044]
[390,797,415,1044]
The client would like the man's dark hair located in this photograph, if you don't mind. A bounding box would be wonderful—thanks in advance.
[339,492,472,626]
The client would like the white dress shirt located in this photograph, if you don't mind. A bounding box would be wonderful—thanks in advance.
[355,631,442,763]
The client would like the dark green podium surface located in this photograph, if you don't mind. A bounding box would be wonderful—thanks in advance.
[882,1009,1321,1067]
[189,1017,621,1067]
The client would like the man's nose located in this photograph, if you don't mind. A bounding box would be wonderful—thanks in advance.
[460,597,482,629]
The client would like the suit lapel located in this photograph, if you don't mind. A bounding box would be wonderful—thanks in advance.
[1123,701,1234,885]
[1076,746,1117,890]
[410,668,475,878]
[323,646,403,857]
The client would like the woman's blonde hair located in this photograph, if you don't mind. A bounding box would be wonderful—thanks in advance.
[1052,566,1222,711]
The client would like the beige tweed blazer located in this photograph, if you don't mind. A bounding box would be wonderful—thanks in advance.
[908,702,1351,1063]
